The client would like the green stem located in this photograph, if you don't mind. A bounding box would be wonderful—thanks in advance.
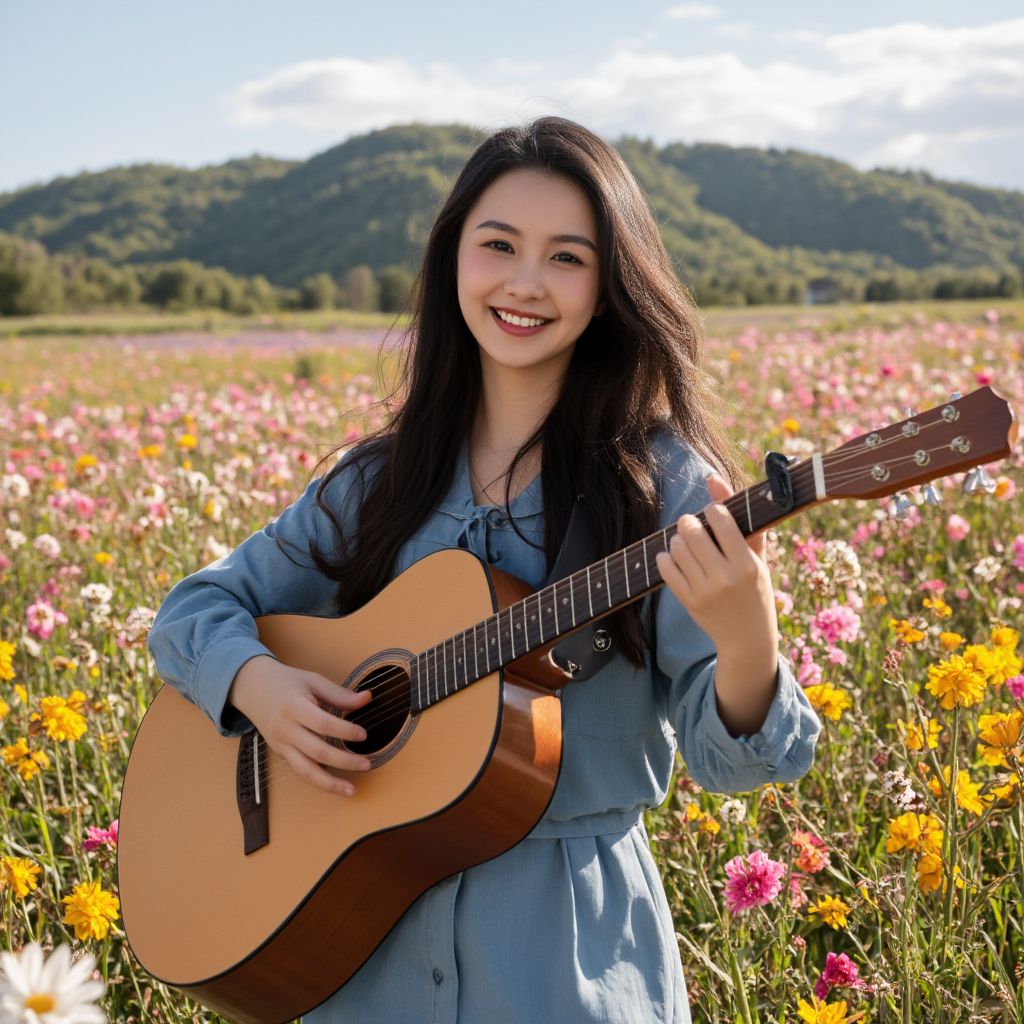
[941,707,960,964]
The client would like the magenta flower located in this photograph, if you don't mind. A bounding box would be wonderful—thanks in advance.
[1007,674,1024,701]
[814,951,868,999]
[723,850,786,914]
[83,819,118,852]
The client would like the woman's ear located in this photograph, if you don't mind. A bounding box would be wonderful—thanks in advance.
[593,299,606,317]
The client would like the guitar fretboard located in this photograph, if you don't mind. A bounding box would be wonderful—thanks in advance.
[408,466,816,713]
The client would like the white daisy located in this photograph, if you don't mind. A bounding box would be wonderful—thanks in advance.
[0,943,106,1024]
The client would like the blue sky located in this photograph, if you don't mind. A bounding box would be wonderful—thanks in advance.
[3,1,1024,194]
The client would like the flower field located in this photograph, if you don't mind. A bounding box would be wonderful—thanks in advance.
[1,305,1022,1023]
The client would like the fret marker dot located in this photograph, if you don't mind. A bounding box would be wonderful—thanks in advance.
[634,562,640,569]
[597,582,603,588]
[562,597,568,605]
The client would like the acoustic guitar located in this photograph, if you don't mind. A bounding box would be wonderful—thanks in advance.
[118,387,1016,1023]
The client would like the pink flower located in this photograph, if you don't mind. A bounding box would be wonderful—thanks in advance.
[723,849,786,914]
[945,514,970,542]
[1012,535,1024,572]
[26,600,68,640]
[83,819,118,852]
[1007,675,1024,701]
[814,951,868,999]
[810,603,861,646]
[788,873,808,908]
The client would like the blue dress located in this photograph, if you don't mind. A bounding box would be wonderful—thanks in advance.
[147,430,821,1023]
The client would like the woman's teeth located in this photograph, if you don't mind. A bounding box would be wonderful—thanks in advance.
[494,309,547,327]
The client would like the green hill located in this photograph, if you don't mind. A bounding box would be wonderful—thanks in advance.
[1,123,1021,310]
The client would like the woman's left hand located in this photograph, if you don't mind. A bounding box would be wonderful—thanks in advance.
[655,473,780,735]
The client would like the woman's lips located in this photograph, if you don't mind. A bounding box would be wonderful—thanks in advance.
[490,308,550,336]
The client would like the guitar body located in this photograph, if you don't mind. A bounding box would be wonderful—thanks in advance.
[118,549,564,1024]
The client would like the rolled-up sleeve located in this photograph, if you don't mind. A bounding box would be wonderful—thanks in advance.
[649,432,821,793]
[146,465,357,737]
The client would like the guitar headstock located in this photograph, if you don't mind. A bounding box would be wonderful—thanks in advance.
[821,387,1017,500]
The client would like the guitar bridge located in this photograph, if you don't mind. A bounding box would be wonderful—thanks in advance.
[236,731,269,855]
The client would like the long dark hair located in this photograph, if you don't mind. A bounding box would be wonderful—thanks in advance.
[296,116,742,665]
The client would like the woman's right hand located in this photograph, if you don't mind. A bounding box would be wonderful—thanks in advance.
[228,654,373,796]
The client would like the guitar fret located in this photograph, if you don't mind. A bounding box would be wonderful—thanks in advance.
[569,571,577,626]
[604,558,612,609]
[642,538,650,588]
[473,623,480,680]
[586,565,594,618]
[553,581,561,634]
[623,549,630,598]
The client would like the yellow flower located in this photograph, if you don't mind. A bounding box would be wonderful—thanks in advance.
[892,619,926,644]
[886,812,943,855]
[0,695,8,722]
[807,894,850,930]
[2,738,51,781]
[782,417,800,435]
[0,638,15,681]
[939,632,965,652]
[1,856,42,898]
[898,716,941,752]
[136,443,162,459]
[14,684,27,704]
[93,551,114,566]
[991,626,1019,649]
[926,654,988,709]
[61,881,120,941]
[176,433,198,450]
[32,696,88,743]
[699,815,721,836]
[923,596,952,619]
[977,710,1023,767]
[987,645,1023,688]
[803,684,853,721]
[917,851,943,894]
[74,453,98,474]
[917,852,964,895]
[797,997,849,1024]
[990,775,1020,802]
[928,767,987,816]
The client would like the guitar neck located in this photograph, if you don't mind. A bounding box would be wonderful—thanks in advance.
[408,463,817,713]
[408,385,1015,713]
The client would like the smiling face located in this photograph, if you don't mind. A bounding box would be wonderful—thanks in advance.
[456,167,602,386]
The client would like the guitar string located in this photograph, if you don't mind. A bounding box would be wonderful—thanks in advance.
[322,430,967,736]
[307,431,972,739]
[247,426,974,784]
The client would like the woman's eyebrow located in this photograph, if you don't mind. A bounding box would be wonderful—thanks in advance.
[473,218,597,253]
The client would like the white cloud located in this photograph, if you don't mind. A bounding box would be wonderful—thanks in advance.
[665,3,720,20]
[221,18,1024,189]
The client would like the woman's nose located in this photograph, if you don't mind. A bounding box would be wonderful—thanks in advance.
[503,265,545,300]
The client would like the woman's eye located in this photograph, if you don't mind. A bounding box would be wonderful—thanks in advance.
[485,240,513,252]
[554,252,583,265]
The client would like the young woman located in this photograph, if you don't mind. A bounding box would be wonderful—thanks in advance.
[147,116,821,1023]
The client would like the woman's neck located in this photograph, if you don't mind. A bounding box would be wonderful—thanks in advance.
[469,361,562,504]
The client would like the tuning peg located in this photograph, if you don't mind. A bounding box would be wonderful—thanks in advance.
[950,391,962,401]
[903,407,917,418]
[962,468,980,495]
[891,491,913,519]
[976,467,997,494]
[922,482,943,506]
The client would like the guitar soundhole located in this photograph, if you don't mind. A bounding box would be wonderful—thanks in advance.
[345,663,411,756]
